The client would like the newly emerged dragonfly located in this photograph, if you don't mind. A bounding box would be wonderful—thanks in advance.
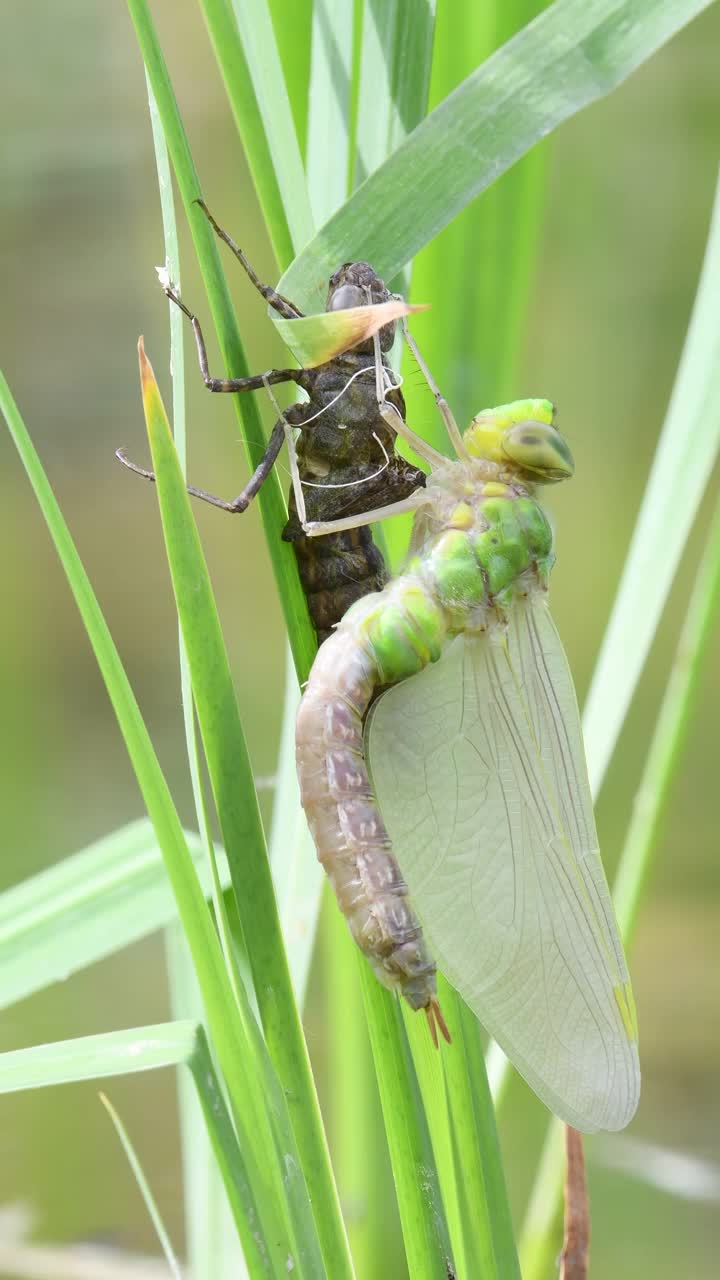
[296,355,640,1133]
[118,202,425,641]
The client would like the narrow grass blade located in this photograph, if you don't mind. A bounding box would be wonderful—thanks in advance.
[167,921,249,1280]
[323,898,387,1276]
[149,48,250,1069]
[269,651,323,1008]
[166,924,244,1280]
[146,78,186,467]
[267,0,313,158]
[187,1025,282,1279]
[199,0,313,262]
[354,0,436,187]
[454,997,519,1275]
[407,977,517,1280]
[404,1,549,456]
[279,0,715,312]
[139,347,353,1279]
[0,820,229,1012]
[583,164,720,795]
[401,994,467,1277]
[519,1122,567,1280]
[0,1021,200,1091]
[359,964,451,1280]
[613,494,720,940]
[306,0,354,224]
[520,479,720,1280]
[100,1092,183,1280]
[127,0,316,681]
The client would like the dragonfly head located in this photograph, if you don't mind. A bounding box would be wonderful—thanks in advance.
[464,399,574,485]
[326,261,396,352]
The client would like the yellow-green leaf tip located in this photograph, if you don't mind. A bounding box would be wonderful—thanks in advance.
[137,337,164,424]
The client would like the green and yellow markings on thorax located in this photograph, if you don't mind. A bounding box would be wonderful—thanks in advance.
[345,398,575,687]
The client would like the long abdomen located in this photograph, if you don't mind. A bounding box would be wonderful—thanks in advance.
[295,624,441,1017]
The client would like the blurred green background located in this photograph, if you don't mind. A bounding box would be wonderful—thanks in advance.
[1,1,719,1275]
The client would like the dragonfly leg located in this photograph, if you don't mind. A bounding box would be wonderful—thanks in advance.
[301,490,428,537]
[195,199,303,319]
[115,416,286,514]
[163,283,303,394]
[371,332,448,470]
[400,318,469,460]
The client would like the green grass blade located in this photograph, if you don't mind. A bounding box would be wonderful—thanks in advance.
[583,164,720,795]
[517,1122,566,1280]
[267,0,313,158]
[401,993,468,1277]
[415,983,520,1279]
[324,899,388,1276]
[100,1092,183,1280]
[0,1021,200,1091]
[166,924,243,1280]
[354,0,436,188]
[359,965,451,1280]
[0,820,229,1012]
[127,0,316,681]
[520,461,720,1280]
[306,0,354,223]
[199,0,313,262]
[278,0,715,312]
[139,348,353,1279]
[403,1,549,459]
[148,46,251,1044]
[453,999,519,1275]
[187,1025,280,1279]
[0,372,312,1276]
[613,494,720,940]
[268,651,324,1007]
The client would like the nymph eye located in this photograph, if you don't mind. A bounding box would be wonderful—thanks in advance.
[329,283,366,311]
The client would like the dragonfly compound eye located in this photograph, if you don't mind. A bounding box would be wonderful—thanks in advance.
[501,421,575,483]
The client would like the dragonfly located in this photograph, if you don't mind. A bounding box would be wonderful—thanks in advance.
[296,346,640,1133]
[117,201,425,641]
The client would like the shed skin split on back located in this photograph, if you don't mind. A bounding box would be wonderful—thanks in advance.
[121,219,426,645]
[297,398,569,1039]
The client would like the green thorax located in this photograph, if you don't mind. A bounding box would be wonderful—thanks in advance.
[342,398,571,686]
[421,470,554,612]
[346,473,554,685]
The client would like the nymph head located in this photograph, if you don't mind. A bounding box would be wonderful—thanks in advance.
[326,261,396,353]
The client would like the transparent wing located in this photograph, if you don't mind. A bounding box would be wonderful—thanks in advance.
[365,597,640,1132]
